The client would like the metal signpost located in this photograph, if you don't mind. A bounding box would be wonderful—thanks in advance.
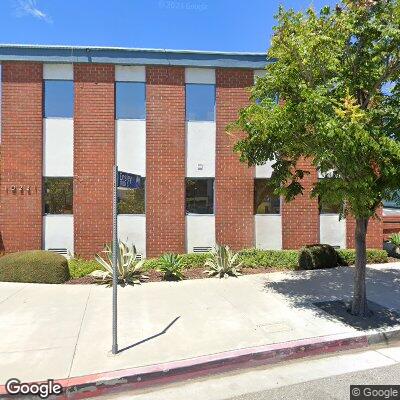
[111,166,142,355]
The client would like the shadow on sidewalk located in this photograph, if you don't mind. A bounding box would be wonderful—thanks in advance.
[262,266,400,331]
[118,316,181,354]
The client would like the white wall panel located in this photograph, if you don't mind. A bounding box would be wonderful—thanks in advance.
[255,160,274,178]
[185,68,215,84]
[186,121,215,177]
[43,64,73,80]
[186,215,215,253]
[320,214,346,248]
[254,70,267,80]
[118,215,146,256]
[43,118,73,176]
[115,66,146,82]
[255,215,282,250]
[43,215,74,255]
[383,208,400,216]
[116,120,146,177]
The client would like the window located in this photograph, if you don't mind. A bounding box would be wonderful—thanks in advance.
[186,178,214,214]
[115,82,146,119]
[117,178,145,214]
[384,191,400,209]
[186,84,215,121]
[44,80,74,118]
[254,179,280,214]
[44,177,73,214]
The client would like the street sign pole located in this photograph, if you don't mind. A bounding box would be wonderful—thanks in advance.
[112,165,118,355]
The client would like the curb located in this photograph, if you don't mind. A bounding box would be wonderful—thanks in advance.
[1,329,399,399]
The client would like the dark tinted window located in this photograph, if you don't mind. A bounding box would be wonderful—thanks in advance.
[186,178,214,214]
[44,80,74,118]
[44,177,73,214]
[254,179,280,214]
[116,82,146,119]
[186,84,215,121]
[117,178,145,214]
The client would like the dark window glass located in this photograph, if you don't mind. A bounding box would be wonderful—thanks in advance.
[44,177,73,214]
[319,198,342,214]
[116,82,146,119]
[186,84,215,121]
[117,178,145,214]
[44,80,74,118]
[186,178,214,214]
[254,179,280,214]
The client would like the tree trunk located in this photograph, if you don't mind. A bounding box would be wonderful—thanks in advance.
[351,217,369,316]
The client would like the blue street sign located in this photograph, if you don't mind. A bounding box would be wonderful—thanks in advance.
[117,171,142,189]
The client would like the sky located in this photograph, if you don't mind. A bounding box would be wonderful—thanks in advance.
[0,0,338,53]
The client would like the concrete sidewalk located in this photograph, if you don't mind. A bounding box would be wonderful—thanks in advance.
[0,263,400,386]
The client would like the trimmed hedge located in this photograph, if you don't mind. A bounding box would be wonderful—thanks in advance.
[144,253,208,270]
[298,244,338,270]
[0,250,70,284]
[337,249,387,266]
[238,249,299,269]
[68,258,102,278]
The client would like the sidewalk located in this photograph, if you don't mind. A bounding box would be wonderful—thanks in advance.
[0,263,399,389]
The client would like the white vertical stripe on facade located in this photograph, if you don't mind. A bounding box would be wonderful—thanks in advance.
[115,66,146,82]
[185,68,216,84]
[320,215,346,248]
[255,161,275,178]
[43,119,74,177]
[43,64,73,80]
[186,215,215,252]
[255,215,282,250]
[43,215,74,255]
[118,215,146,256]
[116,120,146,177]
[186,121,216,177]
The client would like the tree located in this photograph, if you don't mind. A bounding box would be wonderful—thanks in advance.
[233,0,400,316]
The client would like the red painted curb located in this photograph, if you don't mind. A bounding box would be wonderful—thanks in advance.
[0,332,368,399]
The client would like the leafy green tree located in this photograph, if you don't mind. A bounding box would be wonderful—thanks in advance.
[233,0,400,316]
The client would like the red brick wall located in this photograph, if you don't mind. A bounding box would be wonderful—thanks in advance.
[146,66,185,257]
[0,62,43,252]
[215,69,254,250]
[281,158,320,249]
[383,214,400,241]
[74,64,115,258]
[346,209,383,249]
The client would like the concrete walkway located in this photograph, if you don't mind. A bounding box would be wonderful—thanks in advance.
[0,263,399,384]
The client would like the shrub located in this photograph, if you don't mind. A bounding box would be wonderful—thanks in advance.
[205,244,242,278]
[91,241,148,286]
[158,253,185,281]
[144,253,209,270]
[337,249,388,266]
[68,258,101,278]
[389,233,400,247]
[0,250,70,284]
[298,244,338,270]
[238,249,299,269]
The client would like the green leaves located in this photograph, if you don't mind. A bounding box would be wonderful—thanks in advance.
[234,1,400,219]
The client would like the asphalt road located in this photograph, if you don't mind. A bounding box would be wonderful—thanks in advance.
[232,363,400,400]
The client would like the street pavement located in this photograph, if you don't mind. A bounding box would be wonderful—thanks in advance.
[0,263,399,384]
[103,345,400,400]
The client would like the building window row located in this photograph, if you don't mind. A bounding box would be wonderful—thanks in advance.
[43,80,216,122]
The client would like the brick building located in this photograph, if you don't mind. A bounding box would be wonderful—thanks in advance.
[0,45,397,259]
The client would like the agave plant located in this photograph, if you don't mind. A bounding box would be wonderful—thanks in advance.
[389,233,400,254]
[204,244,242,278]
[90,241,148,286]
[158,253,185,281]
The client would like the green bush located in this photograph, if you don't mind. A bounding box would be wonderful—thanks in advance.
[298,244,338,270]
[144,253,208,270]
[238,249,299,269]
[68,258,102,278]
[337,249,388,266]
[0,250,70,284]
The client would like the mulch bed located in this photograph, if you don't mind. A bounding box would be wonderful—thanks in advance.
[66,267,284,285]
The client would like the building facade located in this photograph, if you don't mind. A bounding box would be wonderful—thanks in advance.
[0,45,396,259]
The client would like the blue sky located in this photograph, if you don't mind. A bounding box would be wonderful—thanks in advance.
[0,0,338,52]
